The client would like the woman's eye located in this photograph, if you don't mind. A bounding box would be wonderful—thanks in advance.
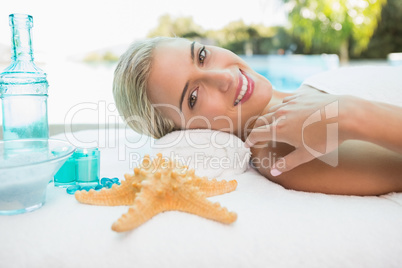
[199,46,206,64]
[189,89,198,109]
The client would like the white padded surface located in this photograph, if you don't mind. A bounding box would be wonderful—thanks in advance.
[0,127,401,268]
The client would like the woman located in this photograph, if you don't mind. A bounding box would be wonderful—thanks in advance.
[113,37,402,196]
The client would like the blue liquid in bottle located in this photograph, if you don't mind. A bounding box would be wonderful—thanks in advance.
[0,14,49,142]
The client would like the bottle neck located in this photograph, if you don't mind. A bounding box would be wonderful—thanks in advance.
[10,14,34,62]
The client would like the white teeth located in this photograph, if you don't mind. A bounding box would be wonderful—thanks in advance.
[235,73,248,105]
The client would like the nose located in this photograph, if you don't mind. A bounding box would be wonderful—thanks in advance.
[204,68,234,93]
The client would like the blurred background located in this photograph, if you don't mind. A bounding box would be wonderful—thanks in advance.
[0,0,401,132]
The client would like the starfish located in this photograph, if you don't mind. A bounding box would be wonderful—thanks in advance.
[75,153,238,232]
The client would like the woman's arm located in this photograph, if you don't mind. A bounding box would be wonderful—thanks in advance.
[245,86,402,175]
[250,140,402,196]
[346,98,402,154]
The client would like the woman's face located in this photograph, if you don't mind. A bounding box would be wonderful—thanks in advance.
[147,38,273,140]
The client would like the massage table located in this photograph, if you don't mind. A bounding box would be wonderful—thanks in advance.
[1,66,402,267]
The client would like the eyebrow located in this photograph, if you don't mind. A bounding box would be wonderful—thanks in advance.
[179,41,196,112]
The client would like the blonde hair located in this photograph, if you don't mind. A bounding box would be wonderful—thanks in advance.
[113,37,176,139]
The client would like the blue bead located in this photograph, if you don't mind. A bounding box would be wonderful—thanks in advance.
[101,177,111,186]
[81,186,94,191]
[94,184,103,191]
[105,181,114,189]
[111,177,119,183]
[66,185,82,195]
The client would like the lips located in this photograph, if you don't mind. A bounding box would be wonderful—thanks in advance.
[234,69,254,106]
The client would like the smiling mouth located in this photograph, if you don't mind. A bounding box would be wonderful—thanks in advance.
[234,71,249,106]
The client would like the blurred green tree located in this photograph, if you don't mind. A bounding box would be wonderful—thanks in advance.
[102,51,120,62]
[359,0,402,58]
[83,52,102,63]
[284,0,386,61]
[147,16,288,55]
[147,14,204,38]
[208,20,259,54]
[208,20,281,55]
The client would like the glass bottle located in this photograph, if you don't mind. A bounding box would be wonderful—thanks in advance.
[0,13,49,141]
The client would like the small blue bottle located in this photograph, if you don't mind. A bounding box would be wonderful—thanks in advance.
[75,148,100,187]
[0,14,49,141]
[54,148,101,188]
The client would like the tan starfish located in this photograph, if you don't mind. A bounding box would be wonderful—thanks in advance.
[75,153,238,232]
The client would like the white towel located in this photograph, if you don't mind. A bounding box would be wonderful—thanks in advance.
[302,65,402,107]
[150,129,251,179]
